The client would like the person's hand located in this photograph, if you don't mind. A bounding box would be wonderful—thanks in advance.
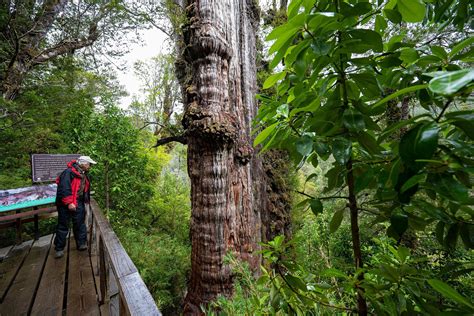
[68,203,76,211]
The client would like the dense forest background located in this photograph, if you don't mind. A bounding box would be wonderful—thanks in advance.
[1,0,473,315]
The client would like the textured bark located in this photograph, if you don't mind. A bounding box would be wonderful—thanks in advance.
[179,0,262,313]
[261,150,292,243]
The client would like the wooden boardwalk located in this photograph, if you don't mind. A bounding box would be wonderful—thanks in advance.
[0,233,101,316]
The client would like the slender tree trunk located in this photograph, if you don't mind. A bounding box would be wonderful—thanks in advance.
[346,159,368,315]
[179,0,261,313]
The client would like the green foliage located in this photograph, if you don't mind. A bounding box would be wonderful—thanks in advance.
[252,0,473,313]
[117,227,190,313]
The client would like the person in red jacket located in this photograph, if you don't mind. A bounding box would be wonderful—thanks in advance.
[54,156,97,258]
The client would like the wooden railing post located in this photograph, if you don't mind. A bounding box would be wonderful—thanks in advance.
[99,236,107,305]
[33,206,39,240]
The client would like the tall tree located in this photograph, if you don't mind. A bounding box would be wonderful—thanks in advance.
[174,0,262,312]
[130,54,182,138]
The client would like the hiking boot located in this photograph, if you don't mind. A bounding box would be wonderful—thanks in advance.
[78,244,88,251]
[55,250,64,259]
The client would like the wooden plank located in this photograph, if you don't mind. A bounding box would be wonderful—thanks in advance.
[0,207,56,222]
[0,235,52,315]
[0,211,58,230]
[118,272,161,316]
[30,233,69,316]
[66,246,100,316]
[0,240,34,302]
[0,245,13,261]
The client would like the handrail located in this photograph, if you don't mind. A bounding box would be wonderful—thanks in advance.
[89,199,161,316]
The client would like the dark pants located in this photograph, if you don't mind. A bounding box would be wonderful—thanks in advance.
[54,202,87,251]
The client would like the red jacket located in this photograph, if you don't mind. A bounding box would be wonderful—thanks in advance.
[55,160,90,206]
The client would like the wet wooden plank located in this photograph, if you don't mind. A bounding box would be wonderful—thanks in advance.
[31,234,69,316]
[0,245,13,261]
[0,239,34,303]
[118,272,161,316]
[0,235,52,315]
[66,247,100,316]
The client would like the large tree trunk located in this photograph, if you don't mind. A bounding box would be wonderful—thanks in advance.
[179,0,261,313]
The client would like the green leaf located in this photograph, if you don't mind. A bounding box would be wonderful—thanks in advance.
[446,111,474,139]
[288,0,303,19]
[343,108,365,131]
[269,30,298,55]
[311,39,332,56]
[290,97,320,117]
[267,13,305,41]
[354,167,374,193]
[398,0,426,22]
[370,85,428,114]
[384,8,402,24]
[428,279,474,309]
[347,29,383,53]
[400,174,425,193]
[399,123,439,167]
[307,12,338,33]
[285,274,307,291]
[296,135,313,156]
[254,122,279,146]
[351,73,381,98]
[321,268,347,279]
[399,47,419,64]
[340,2,372,17]
[263,71,286,89]
[329,209,344,233]
[375,15,388,34]
[286,40,310,66]
[413,199,451,222]
[431,174,469,203]
[310,199,323,216]
[332,138,352,165]
[431,46,448,60]
[357,131,383,155]
[449,37,474,59]
[390,213,409,236]
[428,69,474,95]
[314,141,331,160]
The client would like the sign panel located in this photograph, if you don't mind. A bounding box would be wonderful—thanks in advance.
[31,154,80,183]
[0,184,57,212]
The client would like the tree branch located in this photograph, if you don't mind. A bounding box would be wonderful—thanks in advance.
[153,134,187,147]
[32,32,98,64]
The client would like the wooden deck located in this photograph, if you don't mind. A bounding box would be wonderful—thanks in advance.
[0,233,101,316]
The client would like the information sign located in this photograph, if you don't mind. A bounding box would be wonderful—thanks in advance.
[31,154,80,183]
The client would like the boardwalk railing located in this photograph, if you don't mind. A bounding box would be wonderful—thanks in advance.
[88,199,161,316]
